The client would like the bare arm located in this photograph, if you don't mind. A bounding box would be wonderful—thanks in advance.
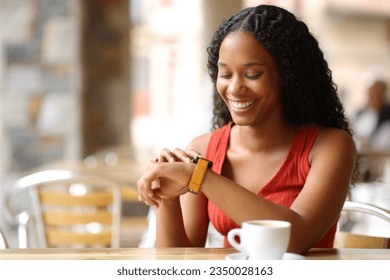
[149,135,211,247]
[154,192,209,247]
[138,129,356,252]
[203,128,355,252]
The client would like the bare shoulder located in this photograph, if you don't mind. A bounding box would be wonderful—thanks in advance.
[311,126,357,162]
[317,127,355,148]
[185,132,213,156]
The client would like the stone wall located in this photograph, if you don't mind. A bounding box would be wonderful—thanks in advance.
[0,0,131,184]
[0,0,82,181]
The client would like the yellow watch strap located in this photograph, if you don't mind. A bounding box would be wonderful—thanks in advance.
[188,157,212,194]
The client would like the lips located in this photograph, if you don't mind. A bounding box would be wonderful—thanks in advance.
[229,99,256,110]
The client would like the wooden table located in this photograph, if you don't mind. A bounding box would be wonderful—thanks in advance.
[0,248,389,260]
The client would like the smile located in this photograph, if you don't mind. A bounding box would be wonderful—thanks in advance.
[229,99,256,110]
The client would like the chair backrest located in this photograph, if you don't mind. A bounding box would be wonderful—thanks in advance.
[4,169,122,248]
[334,201,390,248]
[0,227,9,249]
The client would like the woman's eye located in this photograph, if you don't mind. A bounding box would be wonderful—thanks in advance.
[245,73,261,79]
[218,73,231,79]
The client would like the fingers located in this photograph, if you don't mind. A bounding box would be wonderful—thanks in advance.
[186,149,203,160]
[146,157,159,171]
[151,179,160,190]
[159,148,176,162]
[137,186,160,208]
[137,165,161,208]
[138,151,199,207]
[158,148,203,163]
[172,148,193,163]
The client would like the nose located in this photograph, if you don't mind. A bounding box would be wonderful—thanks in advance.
[227,76,245,95]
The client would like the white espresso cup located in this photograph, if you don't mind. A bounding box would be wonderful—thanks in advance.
[227,220,291,260]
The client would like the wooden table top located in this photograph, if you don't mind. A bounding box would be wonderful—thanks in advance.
[0,247,389,260]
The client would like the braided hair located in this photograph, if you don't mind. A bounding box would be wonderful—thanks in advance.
[207,5,352,137]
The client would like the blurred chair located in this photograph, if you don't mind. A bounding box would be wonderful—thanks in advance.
[334,201,390,248]
[82,145,150,247]
[4,169,122,248]
[0,227,9,249]
[83,145,137,168]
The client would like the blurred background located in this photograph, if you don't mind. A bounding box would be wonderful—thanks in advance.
[1,0,390,248]
[1,0,390,184]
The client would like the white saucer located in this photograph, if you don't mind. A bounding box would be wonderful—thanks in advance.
[225,252,304,260]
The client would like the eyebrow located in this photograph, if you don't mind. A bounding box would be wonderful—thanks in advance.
[217,62,264,67]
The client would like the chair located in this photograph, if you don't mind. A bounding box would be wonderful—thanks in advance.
[0,227,9,249]
[3,169,122,248]
[334,200,390,248]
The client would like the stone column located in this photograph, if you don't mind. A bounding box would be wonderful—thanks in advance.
[80,0,130,157]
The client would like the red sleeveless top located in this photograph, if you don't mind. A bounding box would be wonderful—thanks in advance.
[206,122,337,248]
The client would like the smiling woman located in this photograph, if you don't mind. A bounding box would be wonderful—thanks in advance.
[137,4,357,254]
[216,32,282,127]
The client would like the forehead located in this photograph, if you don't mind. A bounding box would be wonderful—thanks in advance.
[219,31,274,65]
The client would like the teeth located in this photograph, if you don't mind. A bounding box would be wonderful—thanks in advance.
[230,99,255,110]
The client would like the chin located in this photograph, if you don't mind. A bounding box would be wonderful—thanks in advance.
[230,117,253,127]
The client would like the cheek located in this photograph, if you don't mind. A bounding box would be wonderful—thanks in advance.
[216,79,227,96]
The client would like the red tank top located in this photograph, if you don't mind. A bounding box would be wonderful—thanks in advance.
[206,122,337,248]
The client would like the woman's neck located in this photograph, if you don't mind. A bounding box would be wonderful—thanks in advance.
[231,122,300,153]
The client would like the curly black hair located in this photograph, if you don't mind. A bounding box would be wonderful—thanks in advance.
[207,5,352,137]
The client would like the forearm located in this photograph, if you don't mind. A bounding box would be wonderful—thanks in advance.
[202,171,298,224]
[201,171,313,252]
[155,198,191,247]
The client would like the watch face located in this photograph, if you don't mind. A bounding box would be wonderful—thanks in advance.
[192,156,202,163]
[192,156,213,169]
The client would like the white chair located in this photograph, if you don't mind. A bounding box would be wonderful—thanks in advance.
[3,169,122,248]
[334,200,390,248]
[0,227,9,249]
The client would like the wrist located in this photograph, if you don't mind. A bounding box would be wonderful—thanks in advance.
[158,196,181,207]
[187,156,213,194]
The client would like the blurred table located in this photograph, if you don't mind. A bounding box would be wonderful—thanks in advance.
[358,147,390,158]
[357,147,390,183]
[35,159,147,201]
[0,247,389,260]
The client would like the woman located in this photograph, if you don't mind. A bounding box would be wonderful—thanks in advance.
[137,5,356,254]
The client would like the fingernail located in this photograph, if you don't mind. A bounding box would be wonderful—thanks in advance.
[151,179,160,190]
